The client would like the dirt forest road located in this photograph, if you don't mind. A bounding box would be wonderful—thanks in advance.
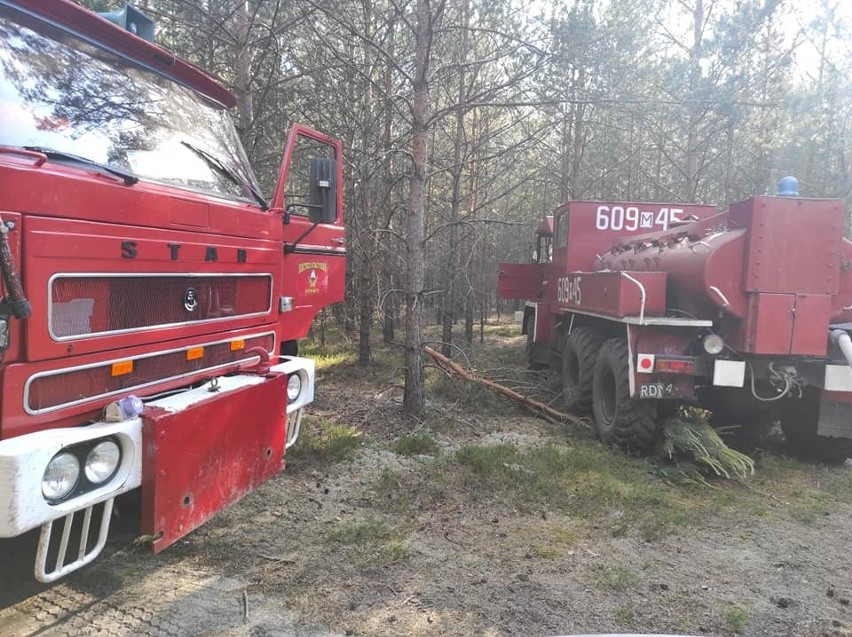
[3,438,852,636]
[3,333,852,637]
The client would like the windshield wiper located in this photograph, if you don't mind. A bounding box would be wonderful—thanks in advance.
[180,141,268,210]
[23,146,138,185]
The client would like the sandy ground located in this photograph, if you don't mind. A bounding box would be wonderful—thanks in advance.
[2,340,852,637]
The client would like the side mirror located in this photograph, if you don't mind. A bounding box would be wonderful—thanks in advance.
[309,157,337,224]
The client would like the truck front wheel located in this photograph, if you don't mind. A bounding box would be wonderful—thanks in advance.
[592,338,657,451]
[562,327,604,414]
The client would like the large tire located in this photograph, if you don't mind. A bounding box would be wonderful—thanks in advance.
[561,327,604,414]
[592,338,657,451]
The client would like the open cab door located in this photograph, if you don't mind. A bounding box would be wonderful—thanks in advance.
[497,263,546,300]
[497,215,552,300]
[272,125,346,342]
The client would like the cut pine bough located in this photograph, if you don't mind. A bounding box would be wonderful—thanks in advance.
[424,346,590,429]
[661,416,755,480]
[424,346,754,480]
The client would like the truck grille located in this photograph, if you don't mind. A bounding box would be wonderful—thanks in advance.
[26,332,275,414]
[49,274,272,340]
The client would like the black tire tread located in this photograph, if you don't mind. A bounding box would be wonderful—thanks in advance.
[592,338,657,451]
[562,327,604,414]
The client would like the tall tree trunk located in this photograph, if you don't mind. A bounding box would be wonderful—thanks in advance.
[357,0,375,367]
[381,11,397,345]
[235,1,253,135]
[404,0,433,417]
[464,291,473,345]
[684,0,703,202]
[440,0,469,358]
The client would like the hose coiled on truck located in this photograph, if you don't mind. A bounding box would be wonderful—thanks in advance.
[0,216,30,320]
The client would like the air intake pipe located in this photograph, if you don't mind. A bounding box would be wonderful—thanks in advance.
[830,329,852,369]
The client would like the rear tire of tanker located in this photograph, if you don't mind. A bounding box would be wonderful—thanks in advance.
[592,338,657,452]
[561,327,604,414]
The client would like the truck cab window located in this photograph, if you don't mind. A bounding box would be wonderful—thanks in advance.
[555,214,568,248]
[0,7,263,206]
[535,235,553,264]
[284,139,336,220]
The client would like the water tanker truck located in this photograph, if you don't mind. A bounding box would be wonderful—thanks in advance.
[498,178,852,461]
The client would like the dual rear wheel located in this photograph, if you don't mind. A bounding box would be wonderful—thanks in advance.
[561,329,657,452]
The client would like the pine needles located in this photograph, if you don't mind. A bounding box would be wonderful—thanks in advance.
[660,412,755,481]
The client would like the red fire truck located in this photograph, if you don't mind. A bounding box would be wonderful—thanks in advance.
[0,1,345,582]
[499,182,852,462]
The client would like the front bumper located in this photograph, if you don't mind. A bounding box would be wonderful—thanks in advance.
[0,357,315,580]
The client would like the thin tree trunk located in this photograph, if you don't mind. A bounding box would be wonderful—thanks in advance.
[357,0,375,367]
[440,0,468,358]
[684,0,703,202]
[403,0,433,417]
[235,1,253,135]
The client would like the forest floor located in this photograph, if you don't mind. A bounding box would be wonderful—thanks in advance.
[2,321,852,637]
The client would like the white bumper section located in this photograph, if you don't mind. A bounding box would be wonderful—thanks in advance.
[0,357,315,581]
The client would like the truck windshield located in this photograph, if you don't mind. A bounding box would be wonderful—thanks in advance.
[0,6,263,204]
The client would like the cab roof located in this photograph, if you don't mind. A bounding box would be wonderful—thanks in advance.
[10,0,236,108]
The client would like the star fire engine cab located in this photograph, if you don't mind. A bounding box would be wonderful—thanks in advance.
[499,179,852,463]
[0,1,346,582]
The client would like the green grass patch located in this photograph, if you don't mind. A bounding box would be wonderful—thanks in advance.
[287,416,362,466]
[374,441,708,539]
[589,563,637,592]
[479,322,522,338]
[328,516,410,565]
[613,603,637,625]
[312,350,357,372]
[524,522,579,558]
[736,454,852,522]
[718,602,749,634]
[392,433,442,457]
[374,469,419,515]
[301,337,402,381]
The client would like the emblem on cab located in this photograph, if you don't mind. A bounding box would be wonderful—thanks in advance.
[183,287,199,312]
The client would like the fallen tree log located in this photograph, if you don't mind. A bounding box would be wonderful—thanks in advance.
[424,346,590,430]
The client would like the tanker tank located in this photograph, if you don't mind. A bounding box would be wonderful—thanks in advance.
[595,184,852,356]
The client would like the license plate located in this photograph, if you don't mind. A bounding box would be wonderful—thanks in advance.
[637,382,677,399]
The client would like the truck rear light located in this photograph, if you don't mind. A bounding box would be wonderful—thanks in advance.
[702,334,725,355]
[637,354,655,373]
[654,358,696,374]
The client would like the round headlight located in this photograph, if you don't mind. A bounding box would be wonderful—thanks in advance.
[42,452,80,501]
[703,334,725,355]
[287,373,302,402]
[85,440,121,484]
